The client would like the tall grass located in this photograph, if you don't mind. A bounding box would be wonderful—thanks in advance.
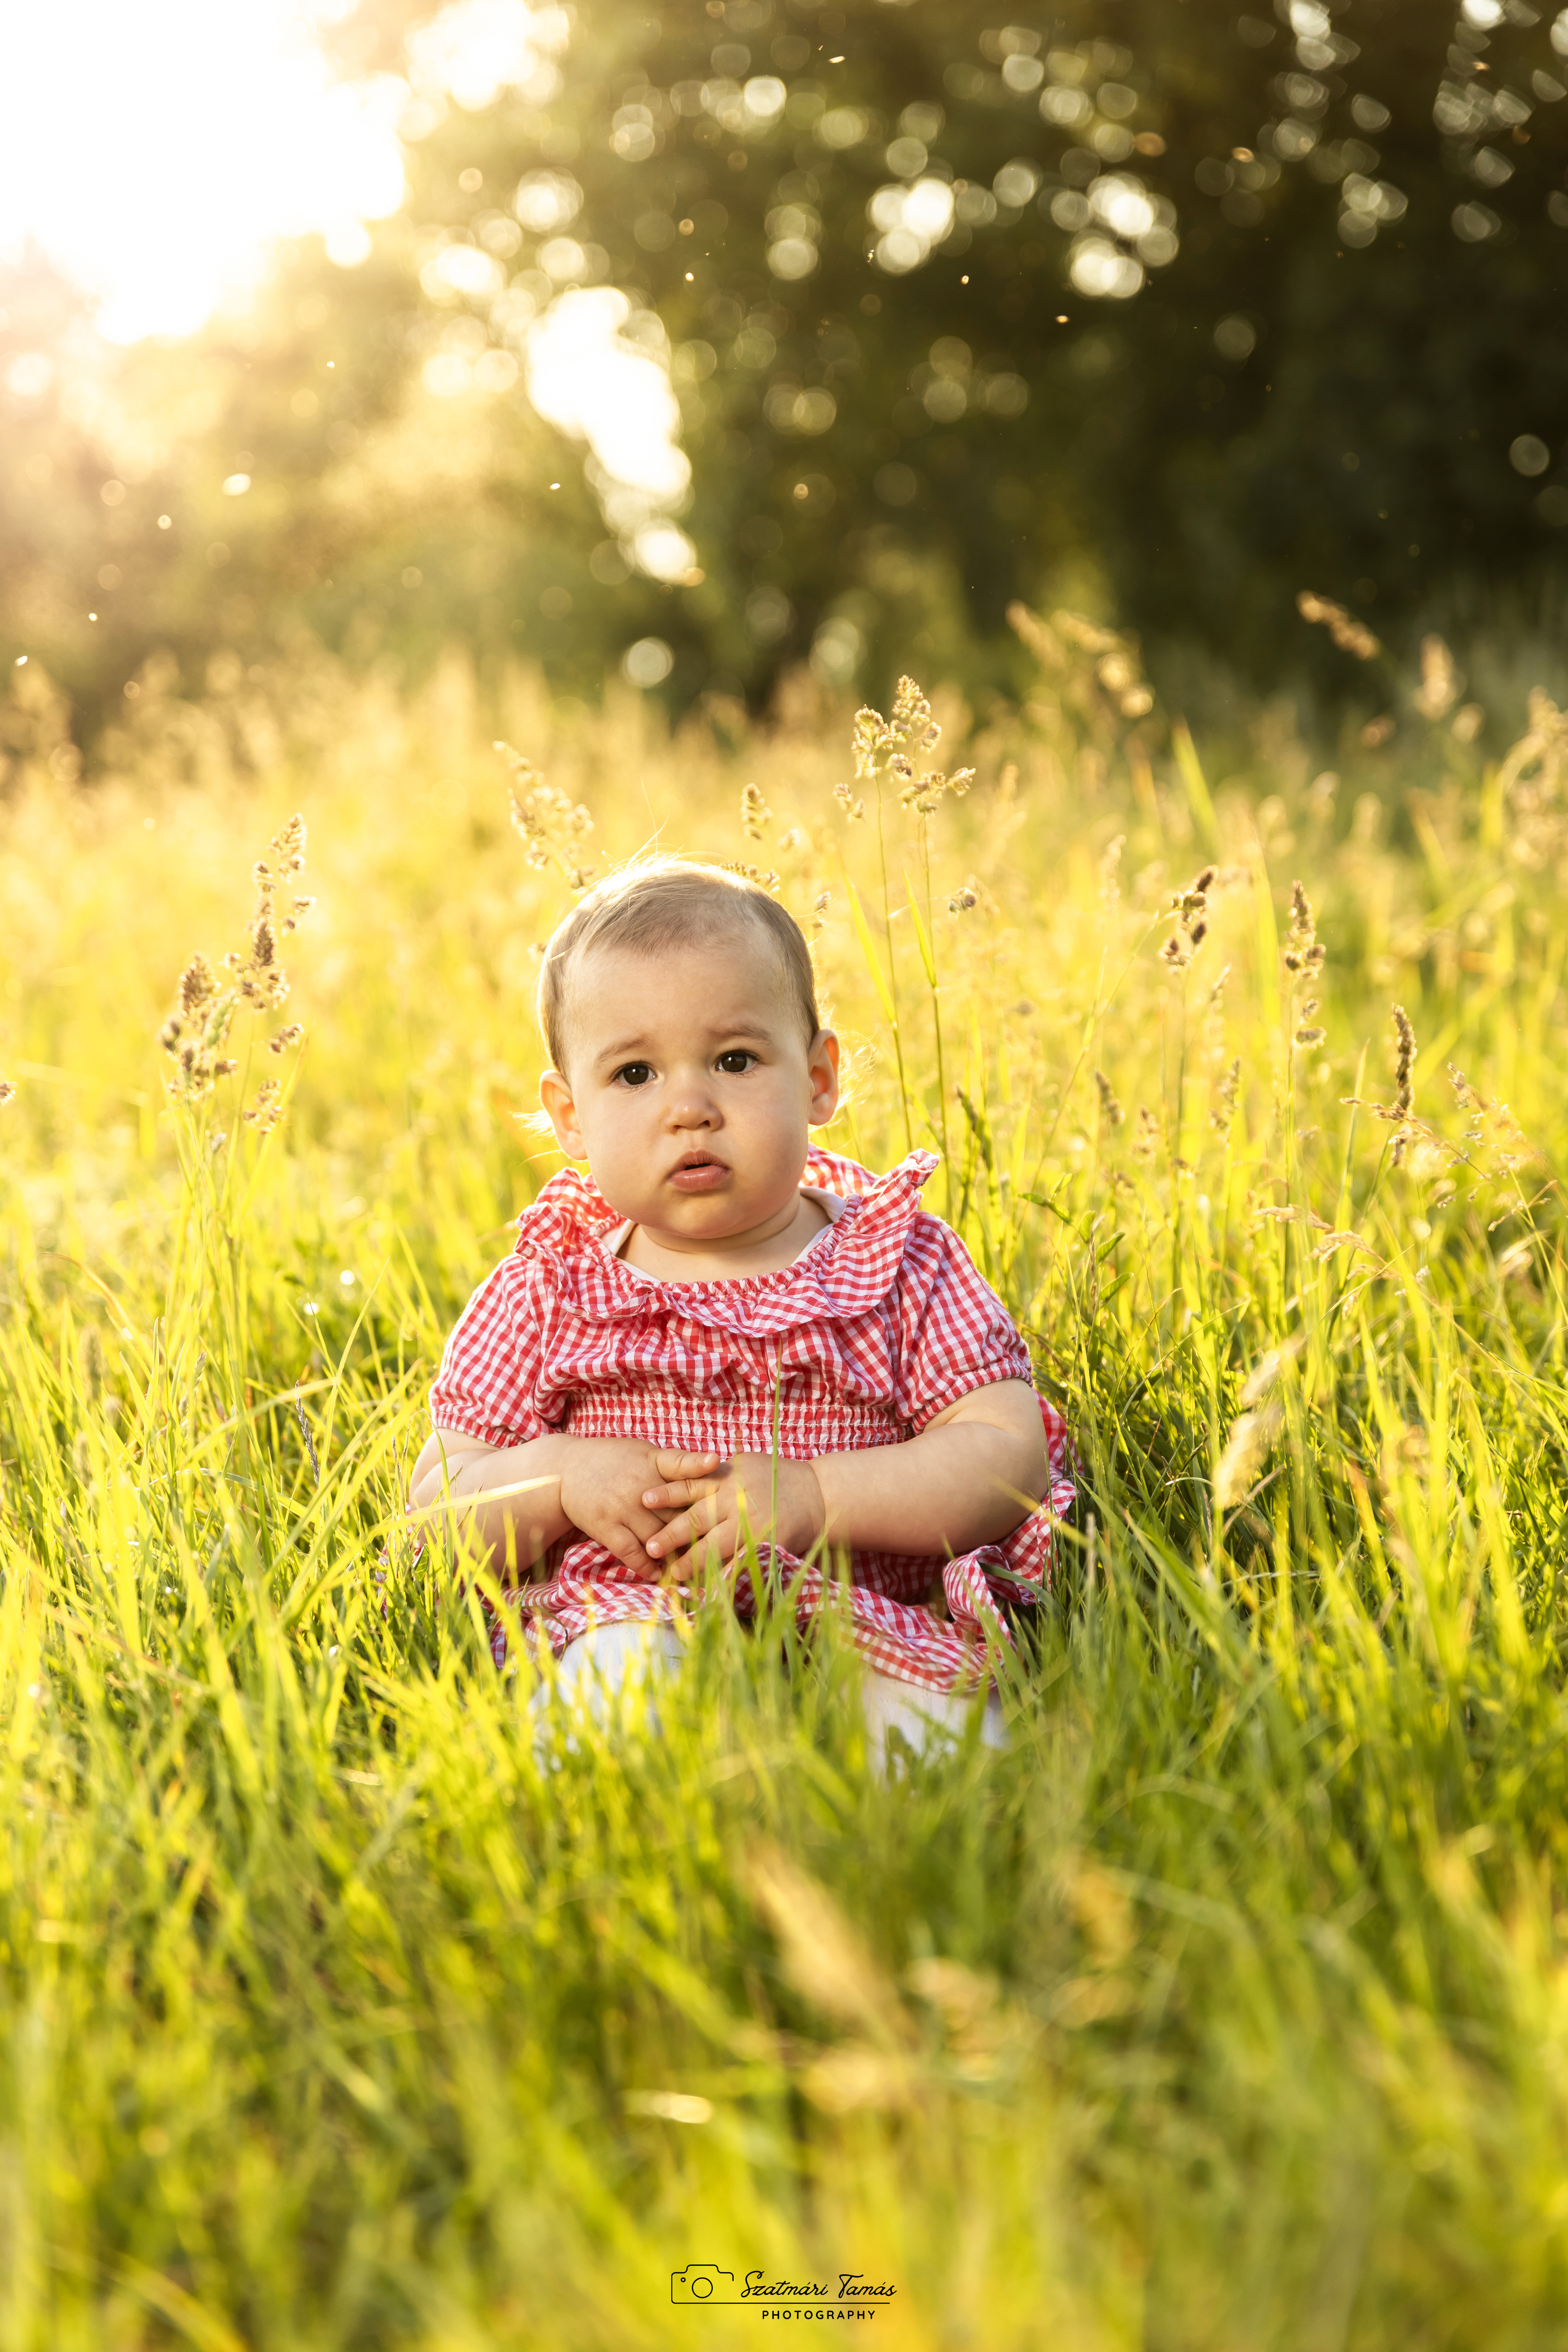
[4,631,1568,2346]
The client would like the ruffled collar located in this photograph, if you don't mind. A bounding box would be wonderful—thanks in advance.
[511,1148,939,1333]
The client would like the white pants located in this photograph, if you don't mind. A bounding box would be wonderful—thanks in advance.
[531,1618,1006,1763]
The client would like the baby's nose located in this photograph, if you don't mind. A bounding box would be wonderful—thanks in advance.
[667,1076,718,1123]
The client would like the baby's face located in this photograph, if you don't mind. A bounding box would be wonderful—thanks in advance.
[539,930,839,1250]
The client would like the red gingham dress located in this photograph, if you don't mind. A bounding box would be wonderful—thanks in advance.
[427,1147,1075,1696]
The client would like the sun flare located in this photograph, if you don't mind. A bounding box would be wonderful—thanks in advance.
[0,0,405,341]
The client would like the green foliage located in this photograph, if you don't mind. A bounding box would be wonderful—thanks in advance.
[10,2,1568,732]
[381,0,1568,687]
[5,633,1568,2337]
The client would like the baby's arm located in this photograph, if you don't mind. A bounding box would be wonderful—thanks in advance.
[642,1379,1049,1569]
[408,1427,722,1579]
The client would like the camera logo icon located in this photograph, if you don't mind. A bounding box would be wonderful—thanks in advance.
[670,2264,739,2304]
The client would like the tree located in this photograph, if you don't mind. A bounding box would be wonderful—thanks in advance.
[352,0,1568,699]
[8,0,1568,741]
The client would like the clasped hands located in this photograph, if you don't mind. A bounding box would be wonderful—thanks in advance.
[556,1434,824,1580]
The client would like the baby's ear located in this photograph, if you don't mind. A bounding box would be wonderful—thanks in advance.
[807,1027,842,1125]
[538,1067,586,1158]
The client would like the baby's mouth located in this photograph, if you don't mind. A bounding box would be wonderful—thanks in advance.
[667,1150,730,1193]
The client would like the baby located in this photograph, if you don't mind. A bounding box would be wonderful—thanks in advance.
[409,858,1074,1752]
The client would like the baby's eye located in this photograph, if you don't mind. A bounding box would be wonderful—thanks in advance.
[715,1050,756,1075]
[614,1061,656,1087]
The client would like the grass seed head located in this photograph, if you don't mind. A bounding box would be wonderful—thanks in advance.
[1393,1004,1416,1112]
[850,675,966,813]
[179,954,217,1017]
[1211,1057,1241,1130]
[891,673,940,753]
[1098,833,1126,913]
[1163,864,1214,967]
[720,860,782,895]
[1054,610,1150,707]
[0,1077,14,1109]
[1213,1405,1281,1513]
[740,782,771,841]
[1416,634,1461,722]
[499,743,596,884]
[1297,590,1380,662]
[1006,599,1062,671]
[160,817,310,1101]
[243,1078,284,1133]
[1283,881,1315,969]
[1094,1070,1125,1127]
[1389,1003,1417,1162]
[745,1844,903,2044]
[1284,883,1328,1045]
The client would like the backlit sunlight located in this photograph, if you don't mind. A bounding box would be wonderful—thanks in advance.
[0,0,405,340]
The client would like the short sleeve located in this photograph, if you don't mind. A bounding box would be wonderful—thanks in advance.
[427,1255,548,1447]
[888,1213,1032,1431]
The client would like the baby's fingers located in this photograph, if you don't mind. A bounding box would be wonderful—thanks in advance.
[653,1449,722,1482]
[600,1522,660,1577]
[645,1508,693,1559]
[642,1474,720,1512]
[648,1496,738,1566]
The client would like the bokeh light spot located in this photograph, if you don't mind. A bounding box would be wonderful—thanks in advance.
[622,637,673,688]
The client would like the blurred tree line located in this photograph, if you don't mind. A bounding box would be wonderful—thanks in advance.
[5,0,1568,746]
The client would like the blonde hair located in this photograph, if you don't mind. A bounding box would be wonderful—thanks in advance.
[537,858,822,1073]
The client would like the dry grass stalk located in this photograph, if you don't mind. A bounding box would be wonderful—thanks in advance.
[244,1078,284,1134]
[721,860,781,894]
[1390,1003,1416,1164]
[159,816,312,1108]
[745,1843,904,2046]
[1283,880,1327,1048]
[496,740,596,889]
[1213,1402,1283,1513]
[1162,864,1214,969]
[1211,1057,1241,1132]
[1007,600,1155,719]
[1448,1063,1535,1179]
[1415,635,1461,722]
[1297,590,1380,662]
[1098,832,1126,913]
[850,676,974,816]
[1497,690,1568,870]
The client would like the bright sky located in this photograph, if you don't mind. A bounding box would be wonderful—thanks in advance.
[0,0,406,340]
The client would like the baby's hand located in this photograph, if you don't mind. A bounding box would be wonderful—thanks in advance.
[641,1452,825,1572]
[556,1438,722,1577]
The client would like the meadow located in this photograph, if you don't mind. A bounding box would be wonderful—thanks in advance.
[3,614,1568,2348]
